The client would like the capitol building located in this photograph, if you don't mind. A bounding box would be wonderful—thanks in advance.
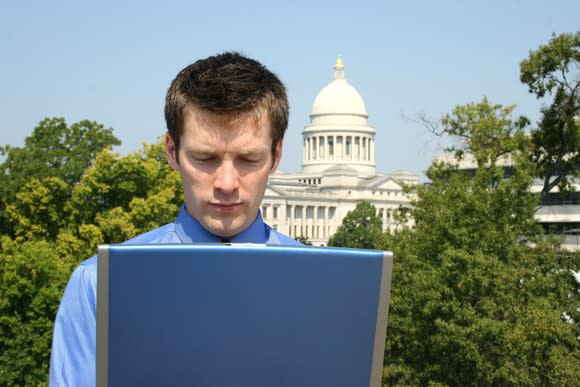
[262,57,418,246]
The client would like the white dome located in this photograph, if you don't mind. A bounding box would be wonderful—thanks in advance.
[302,57,376,177]
[310,58,367,117]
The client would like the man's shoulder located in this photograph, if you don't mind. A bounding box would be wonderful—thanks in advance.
[74,222,181,269]
[124,222,182,244]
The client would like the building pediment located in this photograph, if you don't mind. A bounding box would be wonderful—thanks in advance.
[364,175,403,190]
[264,185,287,199]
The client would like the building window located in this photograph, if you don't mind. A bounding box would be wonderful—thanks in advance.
[328,207,336,219]
[541,192,580,206]
[273,206,278,219]
[295,206,303,219]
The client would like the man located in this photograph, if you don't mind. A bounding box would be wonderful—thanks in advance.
[50,52,300,386]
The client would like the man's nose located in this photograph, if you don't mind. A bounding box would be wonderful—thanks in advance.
[214,161,239,193]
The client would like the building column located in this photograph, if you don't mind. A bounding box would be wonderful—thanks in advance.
[312,137,317,161]
[346,136,351,160]
[314,205,319,239]
[290,204,295,237]
[324,206,329,239]
[362,137,366,160]
[301,205,306,238]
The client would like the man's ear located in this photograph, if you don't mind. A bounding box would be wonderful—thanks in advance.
[165,133,180,171]
[270,140,283,173]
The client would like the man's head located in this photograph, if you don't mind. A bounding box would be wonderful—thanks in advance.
[164,52,289,238]
[165,52,289,159]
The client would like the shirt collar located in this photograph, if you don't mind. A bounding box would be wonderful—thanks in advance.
[174,205,270,244]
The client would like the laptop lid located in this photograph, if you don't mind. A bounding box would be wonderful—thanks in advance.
[97,244,393,387]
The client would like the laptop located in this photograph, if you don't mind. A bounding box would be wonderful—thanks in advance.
[96,244,393,387]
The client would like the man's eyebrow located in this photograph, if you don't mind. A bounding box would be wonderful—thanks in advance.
[185,146,216,155]
[240,146,267,153]
[238,147,269,157]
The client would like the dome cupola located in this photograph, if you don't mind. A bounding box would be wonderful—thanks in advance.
[311,57,368,118]
[302,57,376,177]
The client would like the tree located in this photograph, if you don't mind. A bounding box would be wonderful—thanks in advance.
[5,177,69,241]
[67,142,182,242]
[520,31,580,197]
[381,99,580,385]
[439,97,531,170]
[0,117,120,191]
[0,238,71,386]
[0,137,182,385]
[295,236,313,245]
[327,201,384,249]
[0,117,121,236]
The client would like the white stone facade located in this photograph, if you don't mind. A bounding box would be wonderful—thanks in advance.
[262,58,417,246]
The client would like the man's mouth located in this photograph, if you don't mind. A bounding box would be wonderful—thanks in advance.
[210,202,241,212]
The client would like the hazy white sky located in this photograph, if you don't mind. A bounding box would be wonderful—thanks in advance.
[1,0,578,179]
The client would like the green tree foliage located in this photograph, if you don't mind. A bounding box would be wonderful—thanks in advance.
[0,120,181,385]
[67,143,182,240]
[0,118,121,237]
[6,177,70,242]
[420,98,539,258]
[0,117,120,193]
[381,99,580,385]
[0,238,71,386]
[520,31,580,197]
[440,97,531,169]
[295,235,313,245]
[327,201,385,249]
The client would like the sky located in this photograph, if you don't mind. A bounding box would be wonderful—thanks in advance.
[1,0,578,180]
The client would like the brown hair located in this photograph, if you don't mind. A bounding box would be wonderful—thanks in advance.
[165,52,289,157]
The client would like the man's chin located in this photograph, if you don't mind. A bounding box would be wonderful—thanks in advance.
[205,218,244,239]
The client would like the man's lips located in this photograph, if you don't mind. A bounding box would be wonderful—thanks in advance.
[210,202,241,212]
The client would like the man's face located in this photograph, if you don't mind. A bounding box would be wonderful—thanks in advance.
[166,106,282,238]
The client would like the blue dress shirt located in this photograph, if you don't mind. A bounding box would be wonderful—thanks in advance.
[49,206,299,386]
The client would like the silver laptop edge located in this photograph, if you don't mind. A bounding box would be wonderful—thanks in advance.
[369,251,393,387]
[96,245,109,387]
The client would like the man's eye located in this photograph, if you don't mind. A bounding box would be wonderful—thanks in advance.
[241,158,260,164]
[193,156,215,163]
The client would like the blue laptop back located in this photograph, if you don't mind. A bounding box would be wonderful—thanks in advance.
[96,244,393,387]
